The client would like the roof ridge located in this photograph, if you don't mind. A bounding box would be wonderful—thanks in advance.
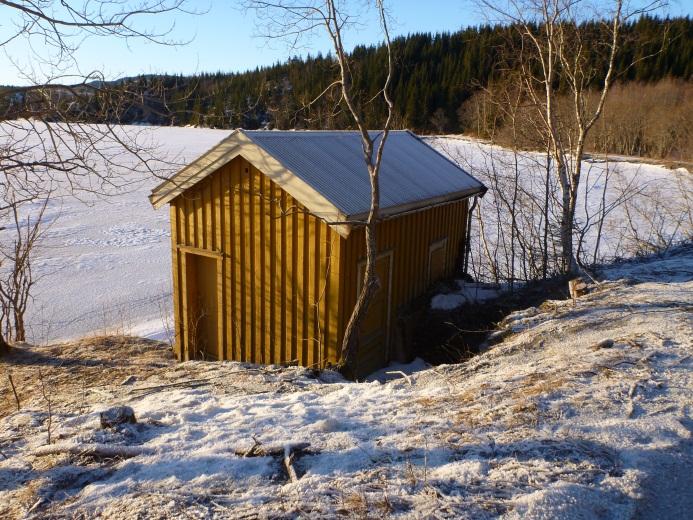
[241,129,412,133]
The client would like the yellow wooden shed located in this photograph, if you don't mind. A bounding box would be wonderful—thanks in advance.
[150,130,485,376]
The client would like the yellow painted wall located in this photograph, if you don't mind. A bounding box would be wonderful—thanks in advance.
[170,156,342,367]
[169,154,470,371]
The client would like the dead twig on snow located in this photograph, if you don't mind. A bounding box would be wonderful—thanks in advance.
[7,372,20,411]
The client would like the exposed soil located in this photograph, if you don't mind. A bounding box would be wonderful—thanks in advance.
[413,276,572,365]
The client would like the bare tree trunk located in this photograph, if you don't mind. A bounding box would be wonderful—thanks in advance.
[542,150,551,279]
[558,161,578,273]
[244,0,394,374]
[340,208,380,374]
[14,314,26,343]
[478,0,634,276]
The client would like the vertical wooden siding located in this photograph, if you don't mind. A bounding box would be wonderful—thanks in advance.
[339,198,470,359]
[170,156,343,367]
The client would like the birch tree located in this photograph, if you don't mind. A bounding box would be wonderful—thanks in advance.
[478,0,660,273]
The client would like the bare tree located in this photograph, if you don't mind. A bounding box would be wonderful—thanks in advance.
[477,0,663,274]
[245,0,394,374]
[0,0,196,352]
[0,192,51,343]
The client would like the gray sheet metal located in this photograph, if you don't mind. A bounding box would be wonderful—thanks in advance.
[243,130,485,217]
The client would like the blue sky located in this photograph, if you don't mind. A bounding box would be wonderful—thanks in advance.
[0,0,690,85]
[0,1,482,85]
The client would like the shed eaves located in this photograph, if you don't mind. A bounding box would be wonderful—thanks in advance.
[242,130,485,217]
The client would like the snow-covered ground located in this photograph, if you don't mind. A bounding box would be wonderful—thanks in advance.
[1,124,691,344]
[430,281,502,311]
[0,247,691,518]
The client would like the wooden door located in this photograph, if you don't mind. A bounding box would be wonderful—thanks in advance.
[428,238,448,285]
[185,253,219,360]
[356,253,392,377]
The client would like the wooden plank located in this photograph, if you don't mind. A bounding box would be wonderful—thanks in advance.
[396,215,407,304]
[446,202,456,273]
[185,195,195,248]
[301,210,310,365]
[452,201,462,272]
[295,207,304,364]
[460,200,469,267]
[319,224,329,367]
[215,256,224,360]
[232,159,241,360]
[213,171,225,360]
[204,178,213,251]
[239,161,248,362]
[280,191,288,363]
[408,213,418,301]
[222,164,232,360]
[177,245,223,258]
[444,204,453,275]
[309,217,319,367]
[170,203,182,359]
[248,163,257,363]
[343,229,360,346]
[420,208,431,292]
[327,232,345,363]
[180,252,190,360]
[261,173,271,364]
[188,194,195,248]
[269,181,278,364]
[290,204,299,363]
[196,184,204,249]
[389,218,400,312]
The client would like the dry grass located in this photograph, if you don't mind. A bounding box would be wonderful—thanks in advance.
[514,372,568,398]
[0,336,174,419]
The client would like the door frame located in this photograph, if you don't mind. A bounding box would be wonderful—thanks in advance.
[356,249,394,356]
[427,237,448,286]
[180,246,224,361]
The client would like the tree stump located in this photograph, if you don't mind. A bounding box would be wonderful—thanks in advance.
[568,278,588,300]
[0,335,9,356]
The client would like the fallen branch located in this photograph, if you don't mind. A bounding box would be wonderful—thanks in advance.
[234,441,310,458]
[284,444,299,483]
[385,371,413,386]
[128,377,222,393]
[626,379,647,419]
[34,442,154,458]
[7,372,20,411]
[128,368,286,395]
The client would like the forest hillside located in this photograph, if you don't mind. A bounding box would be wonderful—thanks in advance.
[2,16,691,160]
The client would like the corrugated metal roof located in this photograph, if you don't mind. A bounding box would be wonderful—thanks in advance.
[243,130,485,217]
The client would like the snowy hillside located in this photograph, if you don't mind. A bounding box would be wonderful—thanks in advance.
[0,247,691,518]
[2,125,690,344]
